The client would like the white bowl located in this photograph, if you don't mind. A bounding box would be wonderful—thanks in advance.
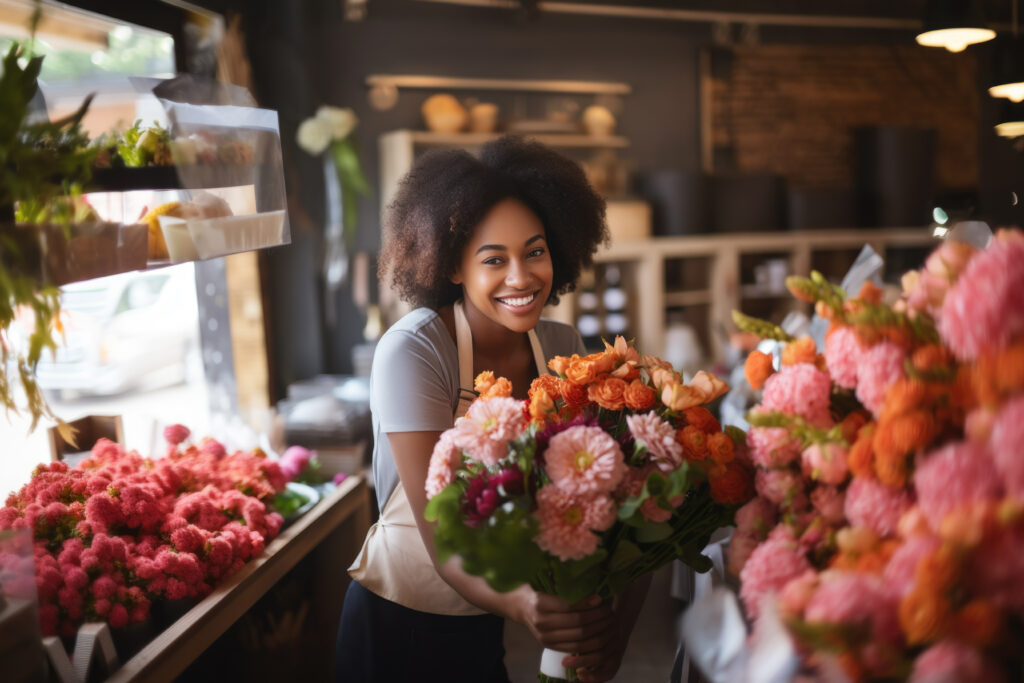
[187,210,287,259]
[156,215,200,263]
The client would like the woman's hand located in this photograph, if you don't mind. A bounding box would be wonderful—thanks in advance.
[509,584,614,655]
[562,621,627,683]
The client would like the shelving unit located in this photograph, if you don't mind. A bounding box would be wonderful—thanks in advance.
[543,228,938,364]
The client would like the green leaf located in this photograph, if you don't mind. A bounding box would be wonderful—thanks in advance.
[634,521,672,543]
[608,539,643,573]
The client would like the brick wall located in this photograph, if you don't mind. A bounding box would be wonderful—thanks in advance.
[710,45,979,191]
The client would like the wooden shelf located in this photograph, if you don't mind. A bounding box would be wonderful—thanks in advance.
[388,129,629,148]
[366,74,631,95]
[106,475,371,683]
[664,290,711,307]
[91,165,258,192]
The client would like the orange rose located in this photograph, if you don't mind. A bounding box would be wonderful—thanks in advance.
[707,431,735,465]
[474,371,496,394]
[911,344,951,373]
[530,374,561,401]
[951,600,1002,648]
[480,377,513,399]
[744,350,775,391]
[529,388,555,423]
[708,458,754,505]
[559,378,590,408]
[781,336,817,367]
[662,381,705,412]
[586,351,616,376]
[587,377,628,411]
[848,424,876,479]
[623,379,656,411]
[874,449,908,488]
[682,406,721,434]
[915,546,958,594]
[838,411,870,445]
[881,378,927,418]
[690,370,729,403]
[548,354,573,377]
[566,356,599,386]
[887,410,937,455]
[604,335,640,365]
[640,354,673,371]
[610,361,640,381]
[900,588,951,645]
[678,425,709,461]
[648,366,681,391]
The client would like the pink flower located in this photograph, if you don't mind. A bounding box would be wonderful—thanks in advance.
[965,522,1024,613]
[810,485,846,526]
[755,468,806,510]
[824,326,862,389]
[989,395,1024,498]
[778,569,819,618]
[726,529,761,576]
[855,342,905,417]
[801,442,849,485]
[452,396,525,466]
[545,425,626,496]
[618,466,682,523]
[625,412,683,472]
[913,441,1002,531]
[279,446,315,481]
[164,424,191,446]
[761,363,833,425]
[939,235,1024,361]
[883,534,941,599]
[734,497,777,538]
[425,430,461,499]
[804,571,901,643]
[332,472,348,485]
[844,477,913,538]
[910,639,1006,683]
[534,485,615,561]
[739,524,812,620]
[748,426,802,468]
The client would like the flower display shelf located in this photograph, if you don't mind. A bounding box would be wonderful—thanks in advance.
[91,165,259,192]
[101,474,370,683]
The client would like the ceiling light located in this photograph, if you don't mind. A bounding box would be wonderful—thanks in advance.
[916,0,996,52]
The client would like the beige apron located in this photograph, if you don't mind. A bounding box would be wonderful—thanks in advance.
[349,301,548,615]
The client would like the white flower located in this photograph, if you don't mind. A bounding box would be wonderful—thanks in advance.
[315,105,358,140]
[296,116,332,155]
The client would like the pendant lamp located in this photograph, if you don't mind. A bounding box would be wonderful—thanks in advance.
[996,101,1024,138]
[916,0,996,52]
[989,1,1024,102]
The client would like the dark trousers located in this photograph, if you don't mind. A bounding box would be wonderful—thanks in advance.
[335,580,512,683]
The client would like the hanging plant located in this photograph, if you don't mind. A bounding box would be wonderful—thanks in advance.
[0,41,96,440]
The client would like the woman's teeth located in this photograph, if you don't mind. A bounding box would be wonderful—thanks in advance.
[499,293,535,307]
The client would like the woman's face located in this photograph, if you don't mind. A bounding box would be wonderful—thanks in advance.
[452,198,553,334]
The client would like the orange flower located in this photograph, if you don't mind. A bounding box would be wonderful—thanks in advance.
[586,351,616,375]
[708,458,754,505]
[559,378,590,408]
[528,388,555,423]
[707,431,735,464]
[856,280,883,304]
[781,336,817,366]
[744,350,775,391]
[839,411,870,445]
[911,344,951,373]
[899,588,951,645]
[994,341,1024,395]
[566,356,599,386]
[604,335,640,365]
[480,377,513,399]
[881,378,927,418]
[587,377,628,411]
[886,410,937,455]
[623,379,656,411]
[848,424,876,479]
[610,362,640,381]
[690,371,730,403]
[548,354,572,377]
[874,449,908,488]
[647,365,680,391]
[474,371,496,394]
[682,406,721,434]
[853,324,880,348]
[529,374,561,402]
[662,381,706,412]
[938,501,999,548]
[678,425,709,461]
[915,546,958,594]
[951,600,1002,648]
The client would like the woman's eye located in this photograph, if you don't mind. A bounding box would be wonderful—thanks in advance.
[483,257,503,266]
[528,248,546,258]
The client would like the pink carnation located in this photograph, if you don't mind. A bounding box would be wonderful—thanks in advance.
[625,412,683,472]
[778,569,819,618]
[804,571,901,643]
[855,342,905,417]
[163,424,191,446]
[748,427,802,468]
[883,534,941,599]
[726,529,761,577]
[755,468,806,510]
[761,363,833,425]
[989,395,1024,498]
[545,425,626,496]
[534,485,615,561]
[938,235,1024,361]
[910,639,1006,683]
[810,485,846,526]
[825,326,862,389]
[913,441,1002,531]
[734,497,777,538]
[844,477,913,538]
[965,522,1024,613]
[452,396,525,466]
[801,442,849,485]
[739,524,812,620]
[425,430,461,500]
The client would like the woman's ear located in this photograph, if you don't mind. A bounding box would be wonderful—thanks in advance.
[449,267,462,286]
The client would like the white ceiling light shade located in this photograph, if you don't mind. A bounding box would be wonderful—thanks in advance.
[916,0,996,52]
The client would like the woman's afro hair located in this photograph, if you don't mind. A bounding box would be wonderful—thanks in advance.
[378,135,608,310]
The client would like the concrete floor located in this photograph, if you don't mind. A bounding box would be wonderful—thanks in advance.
[503,564,682,683]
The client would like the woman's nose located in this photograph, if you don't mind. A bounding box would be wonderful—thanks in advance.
[505,259,529,287]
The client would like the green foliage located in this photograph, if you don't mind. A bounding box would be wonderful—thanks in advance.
[731,310,796,343]
[330,136,370,249]
[745,408,846,448]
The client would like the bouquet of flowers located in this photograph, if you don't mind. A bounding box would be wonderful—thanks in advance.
[424,337,754,682]
[0,425,288,644]
[726,229,1024,681]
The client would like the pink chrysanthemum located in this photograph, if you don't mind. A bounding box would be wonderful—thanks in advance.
[965,522,1024,614]
[855,342,905,418]
[810,485,846,525]
[801,442,849,485]
[534,485,615,561]
[425,430,461,499]
[844,477,913,538]
[778,569,819,618]
[804,571,898,639]
[913,441,1002,532]
[989,395,1024,498]
[939,235,1024,362]
[748,426,802,468]
[755,468,806,511]
[625,412,683,472]
[163,424,191,446]
[739,524,812,620]
[545,425,626,495]
[761,363,833,426]
[883,534,941,599]
[734,496,777,538]
[910,639,1006,683]
[825,326,862,390]
[452,396,526,466]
